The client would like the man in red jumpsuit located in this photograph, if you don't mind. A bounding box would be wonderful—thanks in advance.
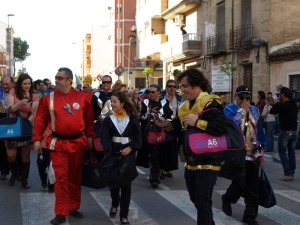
[32,67,95,225]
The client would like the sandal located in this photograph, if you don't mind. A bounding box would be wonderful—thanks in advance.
[109,207,117,218]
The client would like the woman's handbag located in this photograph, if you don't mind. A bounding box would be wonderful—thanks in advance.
[0,109,32,141]
[81,149,106,189]
[259,166,276,208]
[145,122,166,144]
[96,152,133,188]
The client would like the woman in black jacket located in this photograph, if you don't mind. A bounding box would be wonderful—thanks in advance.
[101,92,142,224]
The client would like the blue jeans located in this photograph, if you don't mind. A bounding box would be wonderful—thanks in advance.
[278,129,297,176]
[265,121,276,152]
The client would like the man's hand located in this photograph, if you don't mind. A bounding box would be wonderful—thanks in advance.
[33,141,42,154]
[241,100,250,112]
[183,114,198,127]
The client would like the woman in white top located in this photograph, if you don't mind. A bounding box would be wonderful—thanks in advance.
[261,96,276,152]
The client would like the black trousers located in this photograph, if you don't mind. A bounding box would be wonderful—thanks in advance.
[223,160,260,220]
[148,144,161,181]
[110,182,132,218]
[36,148,51,184]
[0,139,9,175]
[185,168,219,225]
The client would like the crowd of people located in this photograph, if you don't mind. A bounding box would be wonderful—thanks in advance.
[0,67,298,225]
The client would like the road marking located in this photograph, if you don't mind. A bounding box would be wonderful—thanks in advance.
[91,191,159,225]
[216,190,300,225]
[274,190,300,204]
[156,190,243,225]
[20,193,70,225]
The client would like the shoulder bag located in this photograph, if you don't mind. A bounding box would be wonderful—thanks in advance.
[184,108,246,180]
[0,107,32,141]
[259,166,276,208]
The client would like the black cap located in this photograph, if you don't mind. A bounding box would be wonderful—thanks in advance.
[235,85,251,95]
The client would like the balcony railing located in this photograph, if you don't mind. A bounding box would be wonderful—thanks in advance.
[182,33,202,55]
[229,24,253,50]
[207,33,226,55]
[135,61,149,68]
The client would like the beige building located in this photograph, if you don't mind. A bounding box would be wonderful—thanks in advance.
[135,0,300,100]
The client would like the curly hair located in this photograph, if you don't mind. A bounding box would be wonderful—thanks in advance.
[177,68,209,92]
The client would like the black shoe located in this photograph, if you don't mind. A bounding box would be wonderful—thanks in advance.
[242,217,259,225]
[48,185,55,193]
[150,180,159,188]
[8,175,16,186]
[42,181,47,188]
[109,207,117,218]
[221,195,232,216]
[120,217,130,224]
[69,209,83,218]
[50,215,66,225]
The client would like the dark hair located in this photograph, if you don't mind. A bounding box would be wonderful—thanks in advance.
[149,84,161,91]
[257,91,266,100]
[166,79,176,87]
[112,92,139,117]
[58,67,73,79]
[177,68,209,91]
[15,73,34,101]
[102,75,112,81]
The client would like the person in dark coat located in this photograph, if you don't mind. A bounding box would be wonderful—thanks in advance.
[159,80,182,179]
[101,92,142,225]
[137,84,173,188]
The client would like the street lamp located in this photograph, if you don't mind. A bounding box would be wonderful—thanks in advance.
[127,36,133,86]
[7,14,15,77]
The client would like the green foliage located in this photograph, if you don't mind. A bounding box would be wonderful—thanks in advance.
[14,37,30,62]
[172,69,182,78]
[219,61,237,75]
[143,67,152,75]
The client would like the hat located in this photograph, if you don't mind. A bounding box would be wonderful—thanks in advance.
[235,85,251,95]
[280,87,292,97]
[276,84,283,89]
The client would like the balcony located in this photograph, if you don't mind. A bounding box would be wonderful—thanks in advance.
[139,34,168,60]
[161,0,201,20]
[86,45,91,52]
[134,61,149,68]
[229,24,253,51]
[161,33,202,62]
[207,33,227,55]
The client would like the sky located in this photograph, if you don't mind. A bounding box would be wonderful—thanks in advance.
[0,0,110,82]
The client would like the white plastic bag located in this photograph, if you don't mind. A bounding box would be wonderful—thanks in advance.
[48,161,56,184]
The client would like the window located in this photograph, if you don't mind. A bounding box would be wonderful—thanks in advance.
[241,0,252,25]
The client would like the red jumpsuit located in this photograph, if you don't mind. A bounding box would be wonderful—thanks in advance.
[32,89,95,216]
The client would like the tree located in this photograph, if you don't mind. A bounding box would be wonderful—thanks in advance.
[143,67,152,87]
[13,37,31,76]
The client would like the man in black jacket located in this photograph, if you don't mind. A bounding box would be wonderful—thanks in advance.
[270,87,298,181]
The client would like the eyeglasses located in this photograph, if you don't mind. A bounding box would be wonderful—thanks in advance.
[239,96,251,100]
[55,76,68,81]
[102,81,112,84]
[167,85,176,88]
[149,91,157,94]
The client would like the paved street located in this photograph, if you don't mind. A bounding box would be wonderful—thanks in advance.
[0,148,299,225]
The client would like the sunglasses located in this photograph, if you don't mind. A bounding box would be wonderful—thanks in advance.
[55,76,68,81]
[167,85,176,88]
[102,81,112,84]
[149,91,157,94]
[239,96,251,100]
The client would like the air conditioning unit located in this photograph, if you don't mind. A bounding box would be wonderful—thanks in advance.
[174,15,185,26]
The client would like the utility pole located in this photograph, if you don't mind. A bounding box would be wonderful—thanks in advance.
[7,14,15,77]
